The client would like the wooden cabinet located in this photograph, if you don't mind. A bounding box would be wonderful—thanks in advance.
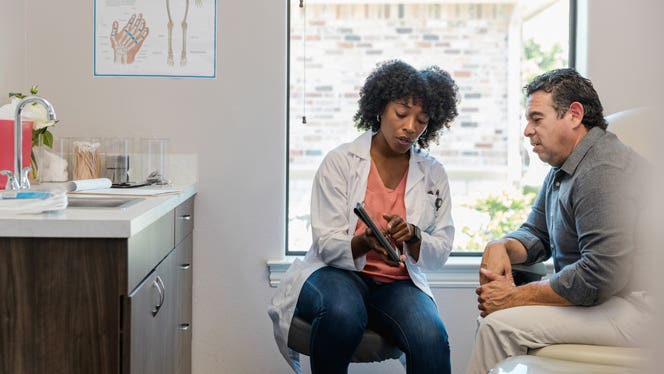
[0,196,195,374]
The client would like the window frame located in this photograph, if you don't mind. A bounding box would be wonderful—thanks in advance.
[285,0,577,257]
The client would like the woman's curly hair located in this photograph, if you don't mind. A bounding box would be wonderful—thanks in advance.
[353,60,459,149]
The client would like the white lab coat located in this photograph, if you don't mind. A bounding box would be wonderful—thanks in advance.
[268,130,455,372]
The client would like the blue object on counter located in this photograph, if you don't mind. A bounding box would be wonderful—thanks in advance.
[0,191,51,200]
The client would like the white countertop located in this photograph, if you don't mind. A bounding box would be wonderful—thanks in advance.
[0,184,197,238]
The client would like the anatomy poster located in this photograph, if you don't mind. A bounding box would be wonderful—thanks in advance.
[94,0,216,78]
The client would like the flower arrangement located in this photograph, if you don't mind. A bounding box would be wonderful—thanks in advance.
[9,85,58,148]
[8,85,59,180]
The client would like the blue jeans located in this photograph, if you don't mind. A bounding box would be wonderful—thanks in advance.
[294,266,451,374]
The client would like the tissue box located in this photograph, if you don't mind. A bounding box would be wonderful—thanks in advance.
[0,119,33,189]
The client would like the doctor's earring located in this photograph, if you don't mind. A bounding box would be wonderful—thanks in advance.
[376,114,381,123]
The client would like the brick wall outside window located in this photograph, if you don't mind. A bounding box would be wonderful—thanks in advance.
[288,1,568,253]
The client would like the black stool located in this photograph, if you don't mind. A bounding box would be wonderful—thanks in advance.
[288,315,403,363]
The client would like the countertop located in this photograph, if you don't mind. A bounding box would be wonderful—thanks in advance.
[0,183,197,238]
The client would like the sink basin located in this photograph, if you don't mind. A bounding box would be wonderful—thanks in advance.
[67,196,144,208]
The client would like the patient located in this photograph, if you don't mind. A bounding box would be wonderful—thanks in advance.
[467,68,653,374]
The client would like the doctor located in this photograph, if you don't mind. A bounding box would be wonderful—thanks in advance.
[269,60,459,374]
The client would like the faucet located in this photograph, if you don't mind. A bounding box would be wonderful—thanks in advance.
[0,96,57,190]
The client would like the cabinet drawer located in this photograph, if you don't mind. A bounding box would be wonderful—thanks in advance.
[175,234,193,324]
[175,197,194,246]
[128,211,175,292]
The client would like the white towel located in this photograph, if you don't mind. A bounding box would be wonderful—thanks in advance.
[0,190,68,214]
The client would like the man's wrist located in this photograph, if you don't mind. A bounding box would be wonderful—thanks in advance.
[502,237,529,264]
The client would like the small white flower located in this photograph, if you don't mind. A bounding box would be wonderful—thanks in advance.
[34,119,57,130]
[0,99,19,120]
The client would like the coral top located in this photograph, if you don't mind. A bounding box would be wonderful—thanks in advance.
[356,159,410,283]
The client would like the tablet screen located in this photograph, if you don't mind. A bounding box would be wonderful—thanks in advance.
[353,202,401,264]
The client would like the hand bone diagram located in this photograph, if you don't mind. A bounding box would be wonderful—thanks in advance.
[110,13,149,64]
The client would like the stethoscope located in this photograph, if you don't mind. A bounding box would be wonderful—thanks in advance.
[430,189,443,211]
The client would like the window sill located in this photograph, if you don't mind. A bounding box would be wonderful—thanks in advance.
[267,257,553,289]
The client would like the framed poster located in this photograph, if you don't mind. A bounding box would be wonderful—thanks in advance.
[94,0,216,78]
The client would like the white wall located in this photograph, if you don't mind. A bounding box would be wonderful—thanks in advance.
[0,1,26,98]
[583,0,664,113]
[3,0,661,373]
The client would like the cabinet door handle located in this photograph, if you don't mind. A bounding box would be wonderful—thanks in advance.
[151,276,166,317]
[179,263,191,270]
[156,275,166,306]
[178,214,192,221]
[151,278,164,317]
[179,323,190,331]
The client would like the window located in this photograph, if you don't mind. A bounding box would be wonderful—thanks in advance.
[287,0,573,255]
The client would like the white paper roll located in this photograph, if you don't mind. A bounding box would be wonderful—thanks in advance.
[66,178,113,192]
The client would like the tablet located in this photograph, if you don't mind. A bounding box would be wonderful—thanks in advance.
[353,202,401,264]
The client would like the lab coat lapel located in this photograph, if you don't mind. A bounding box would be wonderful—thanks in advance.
[406,148,425,193]
[348,131,372,218]
[405,148,425,223]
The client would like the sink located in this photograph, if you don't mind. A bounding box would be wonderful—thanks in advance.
[67,196,144,208]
